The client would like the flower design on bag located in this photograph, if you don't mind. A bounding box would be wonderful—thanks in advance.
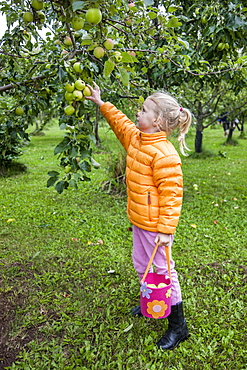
[147,300,168,319]
[140,282,152,299]
[166,288,172,298]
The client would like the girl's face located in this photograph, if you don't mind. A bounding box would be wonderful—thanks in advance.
[136,98,159,133]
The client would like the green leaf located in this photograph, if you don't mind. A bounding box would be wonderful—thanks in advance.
[167,17,182,28]
[121,52,135,63]
[148,11,157,20]
[69,179,78,189]
[47,171,59,177]
[0,102,8,109]
[58,67,66,82]
[177,37,189,49]
[81,35,93,46]
[119,68,129,86]
[236,56,247,63]
[47,176,58,188]
[168,6,181,12]
[79,161,91,172]
[55,180,66,194]
[54,137,70,155]
[103,59,115,78]
[72,1,84,11]
[76,134,87,140]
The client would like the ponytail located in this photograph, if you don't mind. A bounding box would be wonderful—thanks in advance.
[177,107,192,156]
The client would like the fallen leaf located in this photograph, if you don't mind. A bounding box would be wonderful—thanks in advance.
[62,293,71,297]
[190,224,197,228]
[123,323,133,332]
[6,218,15,222]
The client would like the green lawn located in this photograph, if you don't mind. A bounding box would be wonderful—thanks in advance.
[0,123,246,369]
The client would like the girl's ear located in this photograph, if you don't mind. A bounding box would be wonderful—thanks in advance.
[153,116,162,127]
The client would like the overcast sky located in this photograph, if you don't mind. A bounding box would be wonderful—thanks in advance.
[0,13,7,38]
[0,12,50,40]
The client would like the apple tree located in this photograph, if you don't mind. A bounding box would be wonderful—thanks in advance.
[0,0,247,191]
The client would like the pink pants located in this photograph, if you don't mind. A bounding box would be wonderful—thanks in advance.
[132,225,182,306]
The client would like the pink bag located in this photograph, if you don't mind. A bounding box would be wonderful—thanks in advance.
[140,244,172,319]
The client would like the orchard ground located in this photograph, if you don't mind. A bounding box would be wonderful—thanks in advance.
[0,121,246,369]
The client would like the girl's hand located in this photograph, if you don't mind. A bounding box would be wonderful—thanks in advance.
[84,82,104,107]
[154,233,171,247]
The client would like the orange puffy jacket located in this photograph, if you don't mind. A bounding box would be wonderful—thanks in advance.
[100,102,183,235]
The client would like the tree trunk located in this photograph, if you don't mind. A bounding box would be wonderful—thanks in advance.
[195,129,203,153]
[227,127,234,141]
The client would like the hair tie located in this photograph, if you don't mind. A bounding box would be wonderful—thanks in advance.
[180,107,183,112]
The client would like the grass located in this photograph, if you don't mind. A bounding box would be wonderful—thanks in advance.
[0,122,247,370]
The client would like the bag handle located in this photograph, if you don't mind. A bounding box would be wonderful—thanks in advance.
[141,243,171,284]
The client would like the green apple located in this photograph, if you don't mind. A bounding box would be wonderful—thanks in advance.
[23,12,33,22]
[93,46,105,58]
[85,8,102,25]
[114,51,122,62]
[71,17,84,30]
[64,165,72,173]
[64,82,75,92]
[15,107,24,115]
[128,51,136,57]
[64,36,73,46]
[73,62,83,73]
[65,92,74,101]
[74,79,85,90]
[72,90,83,101]
[83,86,92,96]
[31,0,43,10]
[103,38,114,50]
[217,42,225,51]
[64,105,75,115]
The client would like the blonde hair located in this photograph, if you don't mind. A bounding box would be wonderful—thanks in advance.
[149,92,192,156]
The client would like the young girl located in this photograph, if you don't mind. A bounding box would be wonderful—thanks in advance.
[85,82,192,350]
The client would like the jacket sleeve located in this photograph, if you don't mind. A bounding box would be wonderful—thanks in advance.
[100,102,138,151]
[152,153,183,234]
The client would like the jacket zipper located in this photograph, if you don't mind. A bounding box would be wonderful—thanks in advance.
[148,191,152,222]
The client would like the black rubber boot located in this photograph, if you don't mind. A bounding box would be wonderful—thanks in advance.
[130,305,143,316]
[157,302,189,350]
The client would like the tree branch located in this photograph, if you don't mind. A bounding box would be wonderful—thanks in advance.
[0,75,46,92]
[203,100,247,129]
